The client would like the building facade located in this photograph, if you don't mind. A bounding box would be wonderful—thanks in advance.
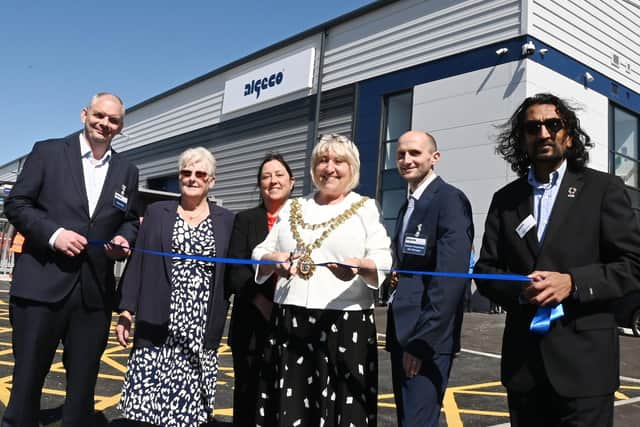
[1,0,639,284]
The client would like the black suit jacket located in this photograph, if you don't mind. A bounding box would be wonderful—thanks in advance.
[5,134,140,309]
[117,200,234,350]
[386,176,474,359]
[474,167,640,397]
[224,205,275,349]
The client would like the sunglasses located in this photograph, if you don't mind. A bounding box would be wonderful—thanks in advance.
[179,169,208,179]
[523,118,565,135]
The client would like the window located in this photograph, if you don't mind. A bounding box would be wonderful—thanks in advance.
[610,105,640,209]
[378,91,412,235]
[147,175,180,193]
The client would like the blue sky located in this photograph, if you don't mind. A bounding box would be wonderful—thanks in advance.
[0,0,373,166]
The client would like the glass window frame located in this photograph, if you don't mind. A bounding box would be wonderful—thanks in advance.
[609,103,640,211]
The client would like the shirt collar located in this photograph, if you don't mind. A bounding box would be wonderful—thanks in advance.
[79,133,111,165]
[409,172,438,201]
[527,160,567,189]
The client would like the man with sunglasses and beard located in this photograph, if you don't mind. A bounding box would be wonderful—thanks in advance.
[474,93,640,426]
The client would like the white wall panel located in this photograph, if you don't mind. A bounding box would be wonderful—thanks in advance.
[527,61,609,172]
[528,0,640,93]
[323,0,522,90]
[112,35,322,155]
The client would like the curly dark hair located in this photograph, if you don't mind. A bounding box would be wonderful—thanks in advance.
[496,93,593,176]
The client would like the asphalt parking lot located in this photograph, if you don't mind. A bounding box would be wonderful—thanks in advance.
[0,280,638,426]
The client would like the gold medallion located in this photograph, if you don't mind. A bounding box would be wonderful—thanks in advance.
[298,254,316,280]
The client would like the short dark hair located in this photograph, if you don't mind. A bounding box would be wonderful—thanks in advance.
[256,152,294,189]
[496,93,593,176]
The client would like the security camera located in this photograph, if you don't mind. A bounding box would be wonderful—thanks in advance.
[522,41,536,56]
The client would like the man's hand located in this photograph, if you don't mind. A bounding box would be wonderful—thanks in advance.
[115,310,133,347]
[104,235,130,260]
[403,351,422,378]
[524,271,573,306]
[54,230,88,257]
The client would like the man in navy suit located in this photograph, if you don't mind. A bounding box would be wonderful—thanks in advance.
[386,130,473,426]
[4,93,140,426]
[474,93,640,426]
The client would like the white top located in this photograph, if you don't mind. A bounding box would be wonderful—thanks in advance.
[253,191,392,310]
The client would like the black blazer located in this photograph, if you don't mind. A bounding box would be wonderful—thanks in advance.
[224,205,274,348]
[474,167,640,397]
[5,134,140,309]
[386,176,474,359]
[117,200,235,350]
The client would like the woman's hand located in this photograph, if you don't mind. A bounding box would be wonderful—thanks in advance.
[326,257,361,282]
[259,251,299,279]
[116,310,133,348]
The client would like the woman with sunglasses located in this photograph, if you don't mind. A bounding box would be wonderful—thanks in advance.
[224,152,295,426]
[252,134,392,427]
[115,146,234,426]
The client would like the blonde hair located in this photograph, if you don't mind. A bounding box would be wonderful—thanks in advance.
[310,133,360,192]
[178,147,216,177]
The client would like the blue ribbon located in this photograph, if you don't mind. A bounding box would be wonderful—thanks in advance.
[93,240,564,333]
[530,305,565,335]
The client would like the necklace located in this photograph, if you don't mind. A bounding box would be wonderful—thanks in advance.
[180,204,208,221]
[289,196,368,280]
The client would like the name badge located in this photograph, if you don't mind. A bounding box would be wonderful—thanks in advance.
[113,185,128,211]
[515,214,536,238]
[402,234,427,256]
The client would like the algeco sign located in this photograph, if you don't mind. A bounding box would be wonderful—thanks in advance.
[222,48,315,114]
[244,71,284,99]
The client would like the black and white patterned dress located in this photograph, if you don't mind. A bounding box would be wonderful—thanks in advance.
[119,215,219,427]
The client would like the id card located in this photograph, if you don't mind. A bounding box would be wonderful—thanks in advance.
[113,190,128,211]
[402,234,427,256]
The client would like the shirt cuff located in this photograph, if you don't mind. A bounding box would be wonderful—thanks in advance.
[48,227,64,250]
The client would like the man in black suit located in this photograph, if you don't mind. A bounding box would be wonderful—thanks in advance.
[386,130,473,427]
[474,93,640,426]
[4,93,140,426]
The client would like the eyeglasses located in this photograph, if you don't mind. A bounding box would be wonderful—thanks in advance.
[523,118,565,135]
[179,169,208,179]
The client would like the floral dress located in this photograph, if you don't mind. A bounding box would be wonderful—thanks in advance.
[119,215,218,427]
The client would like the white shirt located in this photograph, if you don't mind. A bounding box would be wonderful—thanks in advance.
[410,172,438,201]
[253,191,392,310]
[80,133,112,217]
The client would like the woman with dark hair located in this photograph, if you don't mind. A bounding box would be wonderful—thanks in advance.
[224,153,295,426]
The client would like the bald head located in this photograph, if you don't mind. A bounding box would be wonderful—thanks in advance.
[396,130,440,191]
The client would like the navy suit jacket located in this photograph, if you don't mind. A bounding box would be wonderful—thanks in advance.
[117,200,234,351]
[474,167,640,397]
[386,176,473,359]
[5,134,140,309]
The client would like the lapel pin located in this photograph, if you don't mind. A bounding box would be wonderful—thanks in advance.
[415,224,422,236]
[121,184,127,195]
[567,187,577,198]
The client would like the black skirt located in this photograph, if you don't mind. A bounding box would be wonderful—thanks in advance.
[255,304,378,427]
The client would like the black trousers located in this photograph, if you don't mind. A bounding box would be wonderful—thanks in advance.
[2,282,111,427]
[507,377,614,427]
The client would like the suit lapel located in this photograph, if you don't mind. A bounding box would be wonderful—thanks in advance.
[539,169,583,252]
[161,201,178,276]
[513,179,539,257]
[65,134,90,217]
